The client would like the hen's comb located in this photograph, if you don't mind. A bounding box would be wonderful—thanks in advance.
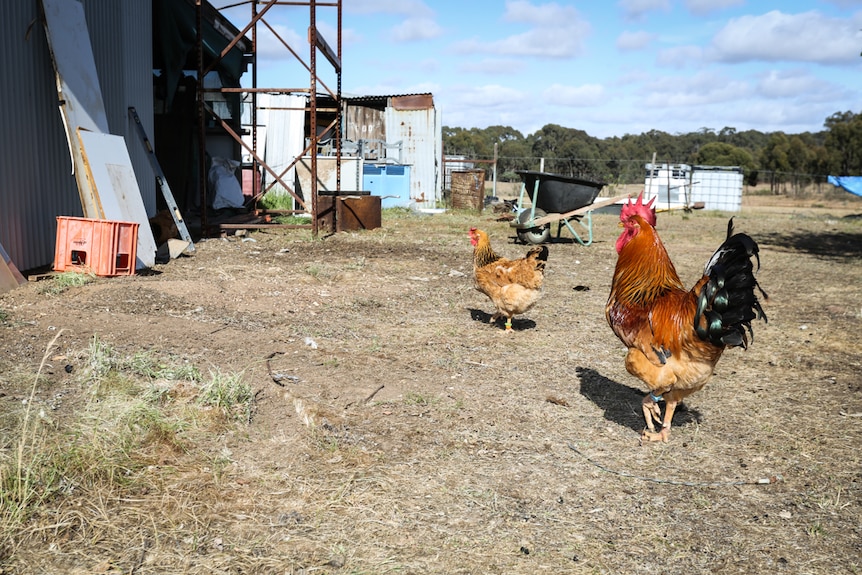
[620,191,657,226]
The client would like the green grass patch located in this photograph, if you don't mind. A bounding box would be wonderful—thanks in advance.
[0,333,249,556]
[39,271,96,295]
[197,369,253,423]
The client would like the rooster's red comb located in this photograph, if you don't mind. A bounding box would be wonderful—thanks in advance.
[620,191,656,226]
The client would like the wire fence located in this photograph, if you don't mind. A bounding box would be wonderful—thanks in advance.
[444,155,837,196]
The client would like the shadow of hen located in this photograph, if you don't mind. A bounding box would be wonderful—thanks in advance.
[467,308,537,332]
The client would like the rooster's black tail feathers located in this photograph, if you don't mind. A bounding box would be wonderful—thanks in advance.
[696,219,768,348]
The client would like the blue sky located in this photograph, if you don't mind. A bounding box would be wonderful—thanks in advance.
[215,0,862,139]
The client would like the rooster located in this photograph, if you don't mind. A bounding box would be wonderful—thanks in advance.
[605,193,767,442]
[469,227,548,332]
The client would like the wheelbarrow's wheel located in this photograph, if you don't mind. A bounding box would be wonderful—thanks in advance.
[516,208,550,244]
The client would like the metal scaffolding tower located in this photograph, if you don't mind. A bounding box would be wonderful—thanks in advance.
[195,0,342,236]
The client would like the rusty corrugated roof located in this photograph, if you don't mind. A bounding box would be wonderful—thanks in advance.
[343,93,434,109]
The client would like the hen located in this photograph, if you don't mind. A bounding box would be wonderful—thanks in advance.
[605,193,768,442]
[469,227,548,332]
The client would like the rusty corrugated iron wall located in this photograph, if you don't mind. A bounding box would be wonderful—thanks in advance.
[345,105,385,145]
[0,0,154,272]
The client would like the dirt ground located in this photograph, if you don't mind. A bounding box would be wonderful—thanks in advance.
[1,191,861,574]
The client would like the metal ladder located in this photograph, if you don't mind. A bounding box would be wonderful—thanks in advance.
[127,107,195,252]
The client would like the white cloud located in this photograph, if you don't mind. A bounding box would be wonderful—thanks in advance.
[346,0,433,17]
[391,18,443,42]
[705,100,834,132]
[542,83,606,107]
[684,0,744,17]
[616,30,656,51]
[458,58,526,75]
[436,84,534,130]
[656,45,704,67]
[455,31,586,59]
[618,0,671,22]
[756,69,850,104]
[254,24,305,60]
[457,84,529,108]
[455,2,591,59]
[642,71,752,107]
[824,0,862,8]
[502,0,579,26]
[709,10,862,64]
[316,21,363,48]
[757,69,821,99]
[440,84,530,115]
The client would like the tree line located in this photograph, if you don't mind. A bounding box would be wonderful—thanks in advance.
[443,110,862,193]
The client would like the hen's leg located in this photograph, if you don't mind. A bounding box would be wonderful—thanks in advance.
[641,400,677,443]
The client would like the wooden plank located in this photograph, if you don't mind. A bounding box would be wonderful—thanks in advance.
[40,0,110,133]
[311,26,341,72]
[78,130,157,269]
[528,194,630,228]
[41,0,110,218]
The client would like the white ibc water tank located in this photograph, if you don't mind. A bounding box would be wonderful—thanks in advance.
[691,166,743,211]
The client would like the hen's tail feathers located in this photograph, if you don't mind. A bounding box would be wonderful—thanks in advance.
[695,218,768,349]
[528,244,549,261]
[527,245,549,271]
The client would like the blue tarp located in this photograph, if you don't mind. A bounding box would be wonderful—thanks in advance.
[828,175,862,197]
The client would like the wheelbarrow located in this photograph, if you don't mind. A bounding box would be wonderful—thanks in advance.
[510,170,627,245]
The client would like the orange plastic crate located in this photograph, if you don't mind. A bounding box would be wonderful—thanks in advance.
[54,216,139,276]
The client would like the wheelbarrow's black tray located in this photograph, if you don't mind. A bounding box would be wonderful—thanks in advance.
[516,170,605,214]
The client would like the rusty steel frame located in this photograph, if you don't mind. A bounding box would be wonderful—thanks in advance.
[195,0,343,236]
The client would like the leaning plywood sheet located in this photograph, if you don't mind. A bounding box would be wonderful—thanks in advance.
[0,241,27,294]
[41,0,110,218]
[78,130,157,269]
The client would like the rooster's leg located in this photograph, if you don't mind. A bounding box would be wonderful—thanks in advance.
[504,317,513,332]
[641,399,677,443]
[641,394,662,432]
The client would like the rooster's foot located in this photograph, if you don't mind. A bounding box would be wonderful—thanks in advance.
[641,394,663,431]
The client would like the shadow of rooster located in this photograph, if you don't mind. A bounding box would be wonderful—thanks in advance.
[576,366,701,433]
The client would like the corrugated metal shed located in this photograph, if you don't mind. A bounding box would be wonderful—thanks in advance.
[87,1,155,215]
[384,96,442,208]
[342,93,442,208]
[0,0,154,272]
